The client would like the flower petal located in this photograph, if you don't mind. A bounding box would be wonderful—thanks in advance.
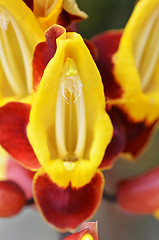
[57,0,88,28]
[33,24,65,91]
[0,0,44,103]
[7,158,34,199]
[0,102,40,170]
[92,30,123,99]
[0,180,26,217]
[117,167,159,214]
[111,106,156,158]
[99,110,126,169]
[28,25,113,188]
[113,0,159,123]
[23,0,33,10]
[34,0,87,31]
[33,170,104,231]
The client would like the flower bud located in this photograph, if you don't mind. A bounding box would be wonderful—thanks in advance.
[0,180,26,217]
[117,167,159,214]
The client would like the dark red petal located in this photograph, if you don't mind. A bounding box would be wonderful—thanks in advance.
[33,25,65,91]
[63,229,89,240]
[7,158,34,199]
[110,106,156,157]
[34,171,104,231]
[23,0,33,11]
[79,222,98,240]
[57,10,82,28]
[124,121,156,157]
[0,180,26,217]
[99,110,126,169]
[92,30,123,99]
[0,102,40,170]
[117,167,159,214]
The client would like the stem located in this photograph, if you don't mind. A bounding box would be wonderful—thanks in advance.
[26,198,35,206]
[59,232,70,240]
[103,190,117,203]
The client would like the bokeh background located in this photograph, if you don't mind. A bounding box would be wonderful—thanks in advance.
[1,0,159,239]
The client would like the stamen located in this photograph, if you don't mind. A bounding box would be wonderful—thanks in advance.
[55,89,67,158]
[74,87,86,158]
[0,12,9,32]
[55,58,86,161]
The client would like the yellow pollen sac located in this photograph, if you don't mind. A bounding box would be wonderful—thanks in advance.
[55,58,86,163]
[81,233,94,240]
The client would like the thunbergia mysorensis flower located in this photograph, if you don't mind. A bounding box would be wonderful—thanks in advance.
[0,25,113,231]
[117,167,159,219]
[91,0,159,158]
[31,0,88,31]
[0,0,44,105]
[112,0,159,124]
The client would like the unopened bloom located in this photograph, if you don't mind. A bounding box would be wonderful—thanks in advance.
[117,167,159,218]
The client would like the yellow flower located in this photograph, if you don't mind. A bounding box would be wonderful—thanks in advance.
[113,0,159,124]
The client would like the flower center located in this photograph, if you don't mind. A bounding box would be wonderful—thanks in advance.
[55,58,86,162]
[134,6,159,93]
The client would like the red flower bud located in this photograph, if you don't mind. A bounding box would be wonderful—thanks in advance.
[0,181,26,217]
[117,167,159,214]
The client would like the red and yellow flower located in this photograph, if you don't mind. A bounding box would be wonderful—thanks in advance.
[32,0,88,31]
[91,0,159,159]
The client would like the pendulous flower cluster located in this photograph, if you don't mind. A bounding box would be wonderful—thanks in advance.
[0,0,159,234]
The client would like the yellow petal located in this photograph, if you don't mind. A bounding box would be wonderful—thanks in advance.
[0,0,44,104]
[114,0,159,124]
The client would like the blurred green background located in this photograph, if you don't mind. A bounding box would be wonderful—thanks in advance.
[78,0,136,38]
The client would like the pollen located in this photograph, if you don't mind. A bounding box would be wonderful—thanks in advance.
[0,11,9,32]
